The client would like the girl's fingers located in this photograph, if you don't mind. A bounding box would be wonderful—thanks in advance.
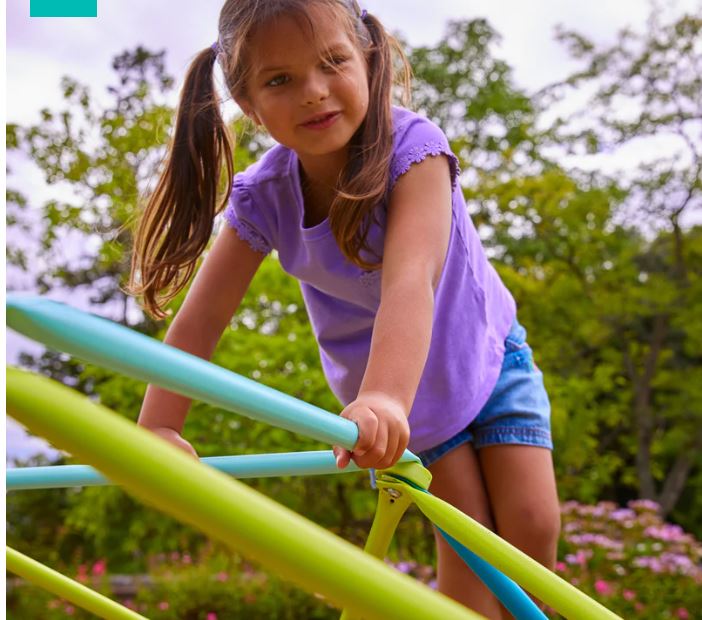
[354,418,388,469]
[334,447,352,469]
[382,417,408,469]
[348,408,378,456]
[379,426,400,470]
[340,401,410,469]
[393,421,410,466]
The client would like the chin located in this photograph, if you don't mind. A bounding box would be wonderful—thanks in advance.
[299,134,354,157]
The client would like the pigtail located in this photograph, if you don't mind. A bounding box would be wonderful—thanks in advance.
[129,46,234,318]
[330,9,412,269]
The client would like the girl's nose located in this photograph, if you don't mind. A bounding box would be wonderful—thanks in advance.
[302,71,330,105]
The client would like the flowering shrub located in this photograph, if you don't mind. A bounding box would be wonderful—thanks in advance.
[556,499,702,618]
[7,501,701,619]
[6,558,113,619]
[134,547,338,619]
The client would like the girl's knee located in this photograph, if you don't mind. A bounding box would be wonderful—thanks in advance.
[501,501,561,549]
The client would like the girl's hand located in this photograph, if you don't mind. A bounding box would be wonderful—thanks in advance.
[333,391,410,470]
[148,426,199,459]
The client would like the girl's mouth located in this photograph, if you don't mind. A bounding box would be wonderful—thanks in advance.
[301,111,340,129]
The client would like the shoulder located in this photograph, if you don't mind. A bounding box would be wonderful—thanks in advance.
[390,106,460,190]
[224,143,295,254]
[392,105,446,143]
[233,142,295,191]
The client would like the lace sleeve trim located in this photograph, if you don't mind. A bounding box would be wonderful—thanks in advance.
[223,203,272,255]
[390,140,461,190]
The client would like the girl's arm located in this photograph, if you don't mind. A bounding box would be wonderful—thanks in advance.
[137,224,265,455]
[335,155,453,470]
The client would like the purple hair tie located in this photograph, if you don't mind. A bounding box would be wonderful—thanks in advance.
[210,41,220,54]
[360,9,367,21]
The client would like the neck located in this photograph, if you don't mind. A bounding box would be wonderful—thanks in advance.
[300,165,334,220]
[296,146,352,227]
[297,147,348,188]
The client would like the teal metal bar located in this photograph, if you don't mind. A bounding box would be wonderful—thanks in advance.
[439,529,547,620]
[6,295,419,463]
[7,451,419,491]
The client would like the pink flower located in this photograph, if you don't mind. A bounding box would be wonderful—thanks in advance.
[644,525,687,542]
[623,590,636,601]
[628,499,660,513]
[206,613,218,620]
[395,561,413,574]
[594,580,613,596]
[158,601,169,611]
[565,549,591,566]
[65,605,75,615]
[676,608,690,619]
[92,559,107,576]
[555,562,566,572]
[182,553,192,564]
[76,564,89,583]
[216,571,229,582]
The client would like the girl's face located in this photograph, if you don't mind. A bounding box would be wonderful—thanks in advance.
[239,5,370,172]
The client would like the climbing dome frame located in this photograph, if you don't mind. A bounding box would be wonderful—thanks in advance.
[6,296,621,620]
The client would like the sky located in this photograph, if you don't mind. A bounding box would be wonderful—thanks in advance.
[7,0,702,125]
[5,0,701,463]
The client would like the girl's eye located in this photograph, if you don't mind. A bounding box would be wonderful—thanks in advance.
[323,56,348,70]
[266,74,290,87]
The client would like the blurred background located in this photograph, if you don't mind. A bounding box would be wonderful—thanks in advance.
[6,1,702,617]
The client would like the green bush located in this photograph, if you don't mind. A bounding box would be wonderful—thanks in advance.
[8,501,701,619]
[7,558,112,619]
[133,546,337,619]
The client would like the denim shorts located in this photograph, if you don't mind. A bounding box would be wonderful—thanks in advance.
[417,319,553,468]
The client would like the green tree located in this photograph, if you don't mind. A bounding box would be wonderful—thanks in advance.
[471,9,702,529]
[544,9,702,520]
[7,48,172,320]
[408,18,541,176]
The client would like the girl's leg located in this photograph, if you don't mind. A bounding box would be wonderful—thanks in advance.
[428,443,503,619]
[478,445,561,615]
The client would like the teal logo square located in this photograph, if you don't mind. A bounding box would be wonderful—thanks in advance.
[30,0,97,17]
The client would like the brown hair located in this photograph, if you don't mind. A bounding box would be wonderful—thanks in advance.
[129,0,411,318]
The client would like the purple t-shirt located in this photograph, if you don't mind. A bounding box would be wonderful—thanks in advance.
[224,106,516,452]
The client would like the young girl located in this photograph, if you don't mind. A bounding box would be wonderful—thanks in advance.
[130,1,560,617]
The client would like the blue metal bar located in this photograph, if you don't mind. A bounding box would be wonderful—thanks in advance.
[438,528,547,620]
[6,295,419,462]
[6,451,420,491]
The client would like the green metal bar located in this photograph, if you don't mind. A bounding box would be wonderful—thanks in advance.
[6,547,146,620]
[6,367,483,620]
[339,481,416,620]
[378,468,546,620]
